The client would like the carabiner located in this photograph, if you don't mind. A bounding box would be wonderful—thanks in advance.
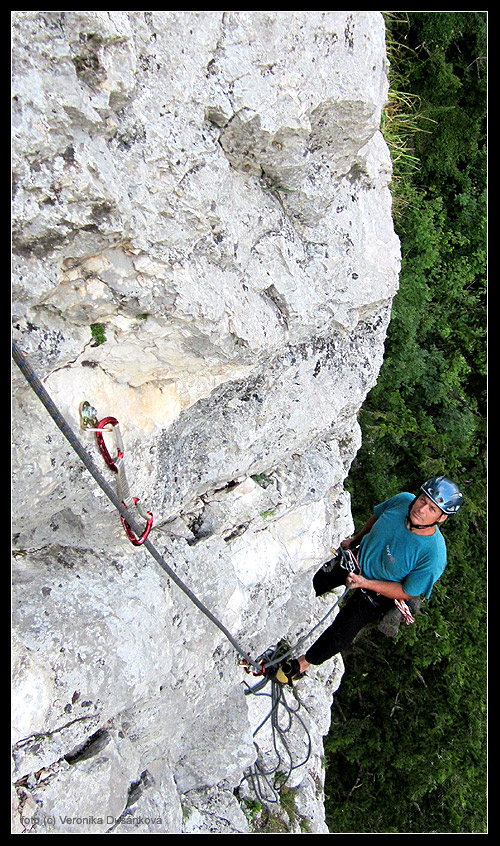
[240,654,265,677]
[95,417,124,472]
[120,498,154,546]
[93,413,153,546]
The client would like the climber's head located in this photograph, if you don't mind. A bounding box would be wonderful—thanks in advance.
[407,476,463,531]
[420,476,463,515]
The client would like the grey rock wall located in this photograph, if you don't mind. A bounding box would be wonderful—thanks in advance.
[12,11,400,834]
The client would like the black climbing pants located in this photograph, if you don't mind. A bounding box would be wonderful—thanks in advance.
[304,553,394,666]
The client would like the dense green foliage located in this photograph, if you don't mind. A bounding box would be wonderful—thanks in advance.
[323,13,487,833]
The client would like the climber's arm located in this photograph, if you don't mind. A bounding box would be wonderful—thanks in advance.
[346,571,415,601]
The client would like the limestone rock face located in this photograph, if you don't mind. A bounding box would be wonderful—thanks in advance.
[12,11,400,834]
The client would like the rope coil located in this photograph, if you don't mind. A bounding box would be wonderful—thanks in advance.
[243,674,313,804]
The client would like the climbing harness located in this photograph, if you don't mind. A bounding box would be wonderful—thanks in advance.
[337,545,415,623]
[345,546,415,625]
[79,403,153,547]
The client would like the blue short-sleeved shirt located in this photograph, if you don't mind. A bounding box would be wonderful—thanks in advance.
[357,492,447,599]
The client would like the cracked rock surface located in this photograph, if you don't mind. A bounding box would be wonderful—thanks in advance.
[12,11,400,834]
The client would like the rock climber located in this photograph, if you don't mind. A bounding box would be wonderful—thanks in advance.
[276,476,463,684]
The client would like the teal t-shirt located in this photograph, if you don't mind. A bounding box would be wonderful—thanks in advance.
[358,493,447,599]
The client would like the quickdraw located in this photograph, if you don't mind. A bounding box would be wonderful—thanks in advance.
[79,402,153,547]
[340,545,360,573]
[394,599,415,625]
[120,497,154,547]
[94,415,124,472]
[240,653,264,677]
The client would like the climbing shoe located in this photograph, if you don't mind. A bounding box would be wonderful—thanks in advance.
[274,658,304,686]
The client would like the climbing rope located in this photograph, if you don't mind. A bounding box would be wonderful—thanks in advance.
[243,672,313,804]
[12,341,262,673]
[12,340,358,804]
[240,551,357,803]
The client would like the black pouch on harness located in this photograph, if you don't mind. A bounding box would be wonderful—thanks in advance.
[321,544,360,574]
[320,548,343,573]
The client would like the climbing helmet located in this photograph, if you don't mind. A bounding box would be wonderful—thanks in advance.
[420,476,463,515]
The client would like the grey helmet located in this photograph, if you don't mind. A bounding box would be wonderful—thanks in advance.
[421,476,463,515]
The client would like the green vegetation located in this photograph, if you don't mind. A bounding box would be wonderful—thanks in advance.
[241,785,312,833]
[324,13,487,833]
[90,322,107,346]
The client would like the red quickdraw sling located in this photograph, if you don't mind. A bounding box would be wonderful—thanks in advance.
[95,416,123,471]
[394,599,415,625]
[93,414,153,547]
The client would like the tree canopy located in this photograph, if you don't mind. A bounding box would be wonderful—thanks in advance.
[324,12,487,834]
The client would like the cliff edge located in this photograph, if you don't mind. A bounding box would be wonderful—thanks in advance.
[12,12,400,833]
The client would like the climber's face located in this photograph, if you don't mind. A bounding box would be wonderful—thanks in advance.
[409,493,447,528]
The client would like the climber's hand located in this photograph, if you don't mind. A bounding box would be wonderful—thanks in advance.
[346,571,369,590]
